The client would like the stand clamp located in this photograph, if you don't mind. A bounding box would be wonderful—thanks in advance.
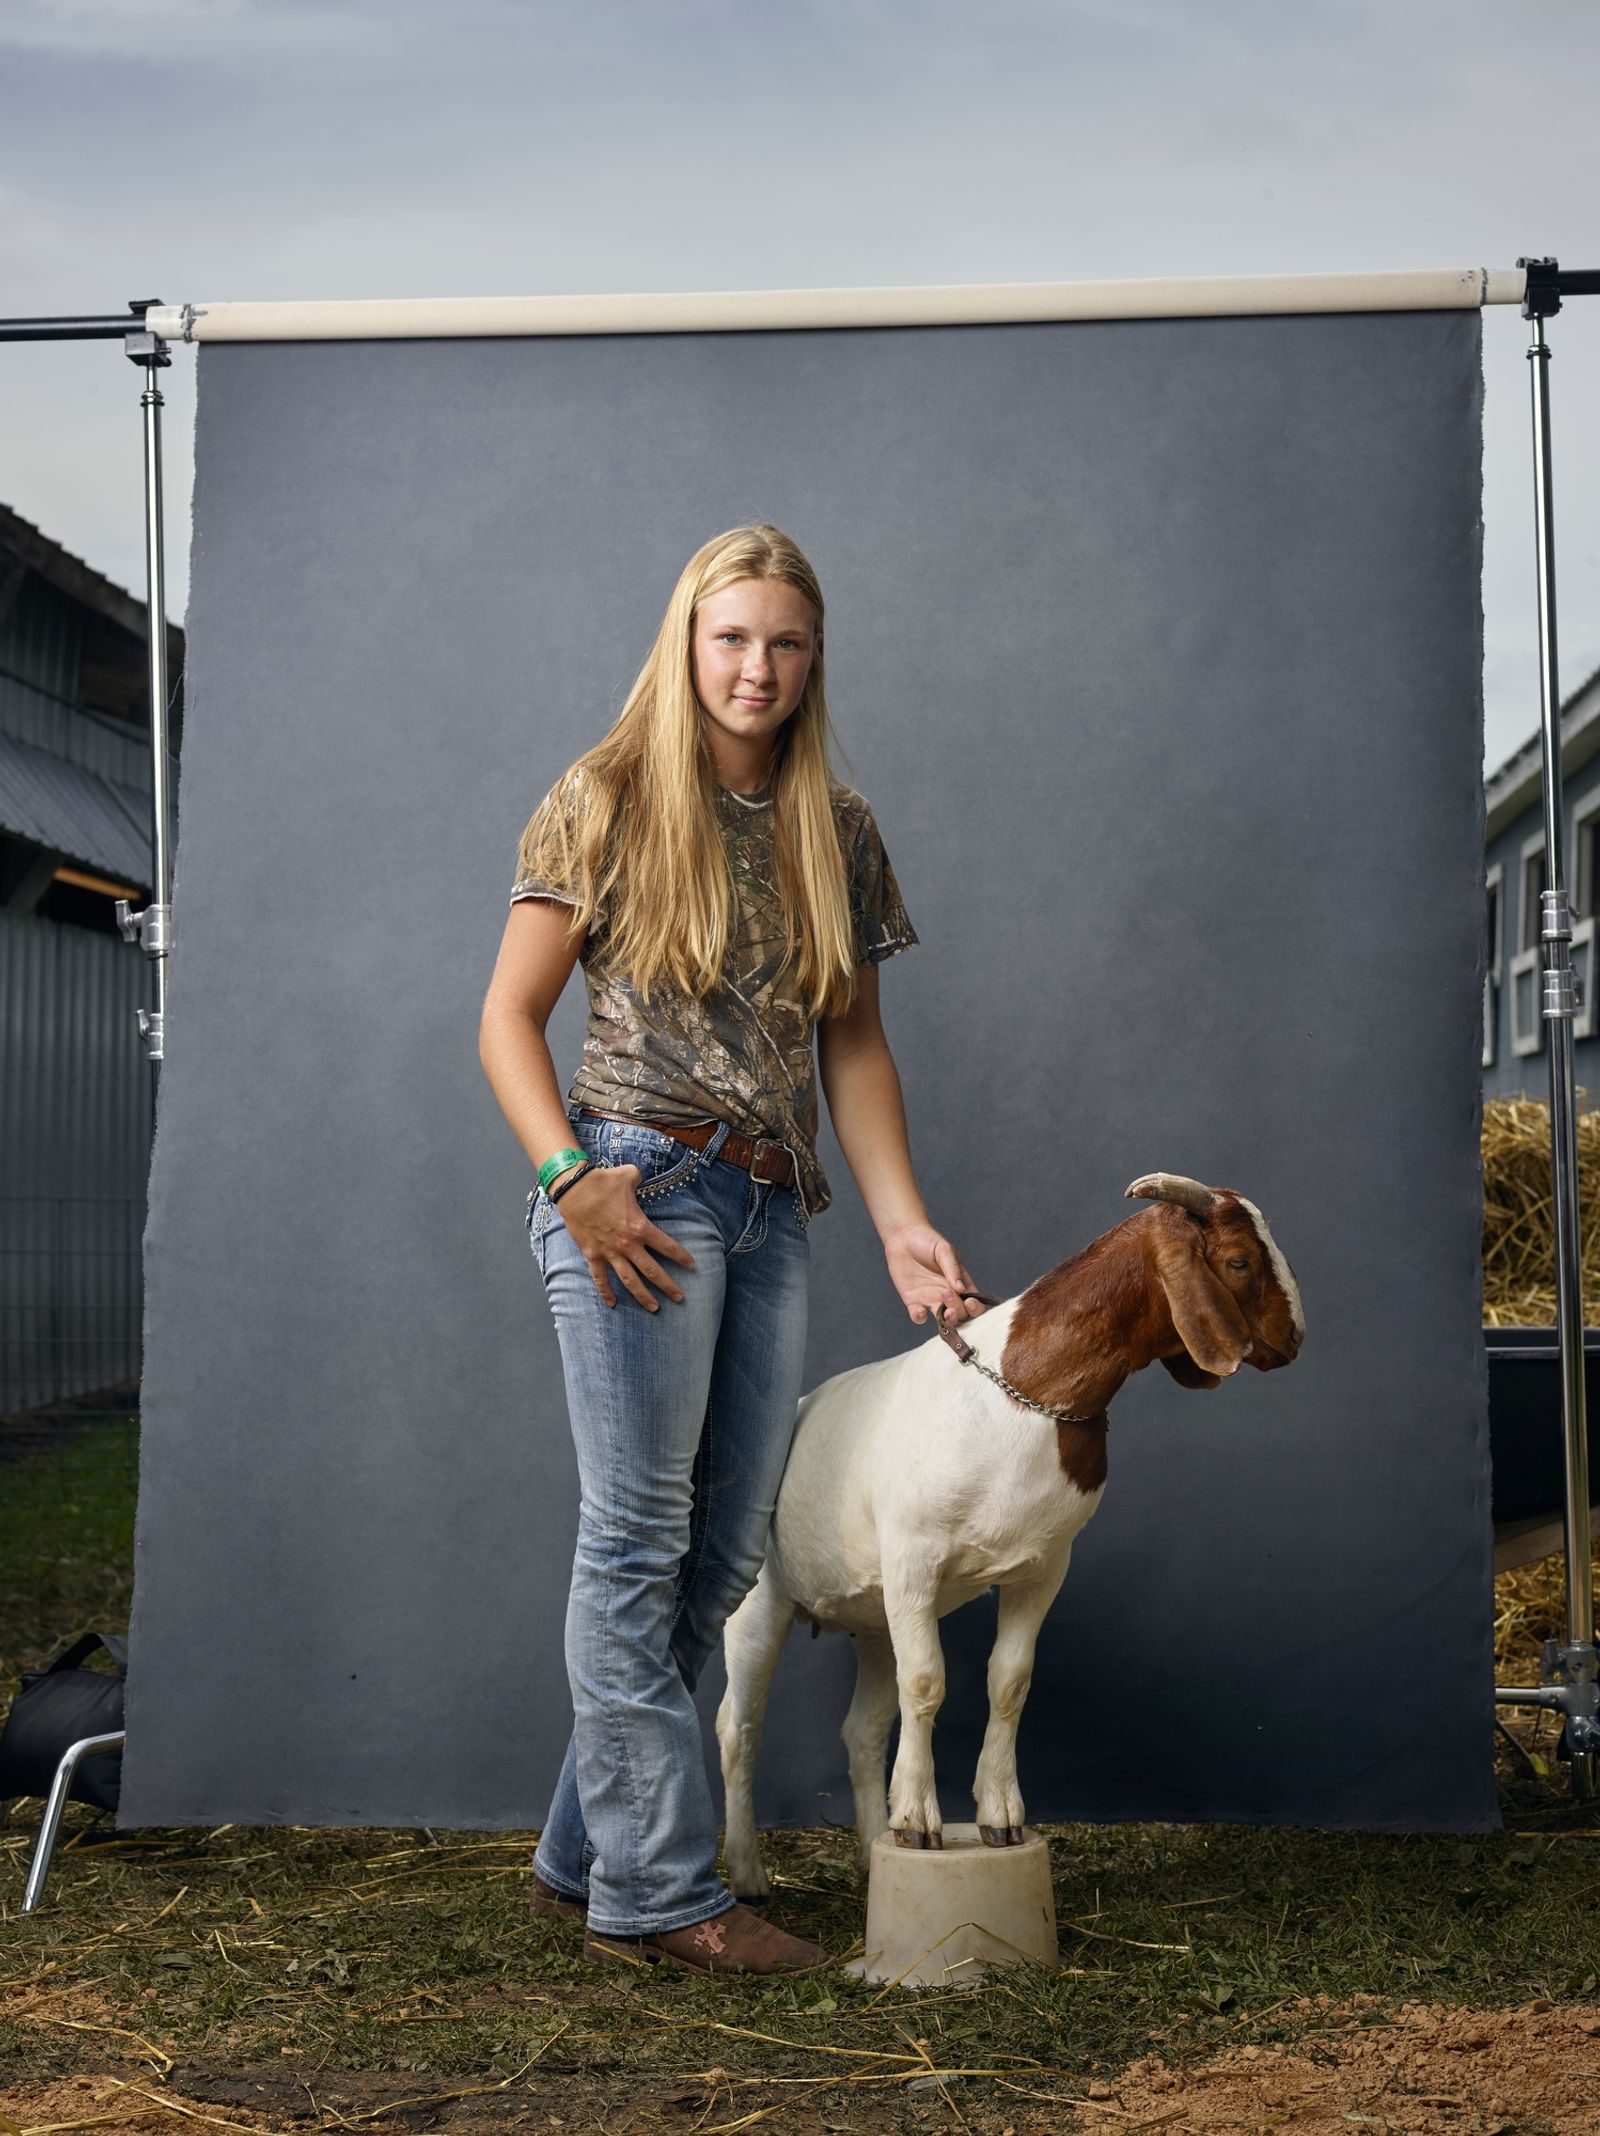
[114,899,170,954]
[1546,1639,1600,1759]
[123,294,171,372]
[114,898,170,1063]
[1518,255,1562,321]
[1540,888,1581,1019]
[1497,1643,1600,1760]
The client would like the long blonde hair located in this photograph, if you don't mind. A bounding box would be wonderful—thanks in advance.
[516,523,861,1020]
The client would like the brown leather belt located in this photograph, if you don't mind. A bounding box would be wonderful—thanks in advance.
[577,1107,798,1188]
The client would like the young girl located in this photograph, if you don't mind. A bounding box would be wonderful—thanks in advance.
[478,523,988,1975]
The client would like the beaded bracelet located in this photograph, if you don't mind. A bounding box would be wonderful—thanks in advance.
[547,1159,597,1206]
[538,1145,588,1192]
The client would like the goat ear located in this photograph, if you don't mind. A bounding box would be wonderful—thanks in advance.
[1160,1348,1223,1391]
[1152,1228,1252,1378]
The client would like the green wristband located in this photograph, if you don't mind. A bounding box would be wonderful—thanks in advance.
[538,1146,588,1193]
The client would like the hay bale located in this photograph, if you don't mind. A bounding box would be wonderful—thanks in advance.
[1482,1093,1600,1690]
[1481,1091,1600,1327]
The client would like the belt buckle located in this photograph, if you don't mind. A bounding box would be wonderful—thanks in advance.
[746,1134,781,1184]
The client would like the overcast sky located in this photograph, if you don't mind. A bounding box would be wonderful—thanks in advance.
[3,0,1597,772]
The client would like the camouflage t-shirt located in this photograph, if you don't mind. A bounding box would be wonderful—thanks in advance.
[509,776,918,1217]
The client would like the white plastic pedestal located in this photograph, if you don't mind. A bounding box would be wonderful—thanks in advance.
[852,1823,1058,1987]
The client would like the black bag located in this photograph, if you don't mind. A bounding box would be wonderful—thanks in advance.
[0,1631,126,1810]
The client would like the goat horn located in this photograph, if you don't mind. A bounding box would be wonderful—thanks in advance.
[1124,1173,1216,1214]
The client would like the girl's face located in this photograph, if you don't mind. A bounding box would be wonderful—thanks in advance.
[690,576,818,769]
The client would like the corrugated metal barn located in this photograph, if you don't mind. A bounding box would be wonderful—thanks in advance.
[1484,664,1600,1104]
[0,501,183,1415]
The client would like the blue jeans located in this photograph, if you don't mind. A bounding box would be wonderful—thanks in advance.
[525,1110,811,1936]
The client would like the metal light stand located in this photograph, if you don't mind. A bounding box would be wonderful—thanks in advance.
[0,302,164,1905]
[0,302,176,1078]
[114,298,174,1082]
[1492,257,1600,1798]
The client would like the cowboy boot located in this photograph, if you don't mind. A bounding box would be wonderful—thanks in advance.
[585,1901,826,1974]
[530,1873,587,1921]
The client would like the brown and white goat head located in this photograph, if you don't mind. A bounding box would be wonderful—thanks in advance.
[1124,1172,1304,1389]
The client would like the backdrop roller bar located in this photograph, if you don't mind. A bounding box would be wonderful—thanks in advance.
[22,265,1600,351]
[139,266,1528,344]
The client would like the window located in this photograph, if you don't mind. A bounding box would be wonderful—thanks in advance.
[1568,786,1600,1043]
[1511,833,1546,1057]
[1484,863,1503,1069]
[1573,912,1596,1042]
[1521,837,1547,951]
[1573,783,1600,920]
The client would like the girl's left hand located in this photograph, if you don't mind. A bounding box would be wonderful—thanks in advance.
[883,1221,987,1326]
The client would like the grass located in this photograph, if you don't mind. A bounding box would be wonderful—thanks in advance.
[4,1423,1600,2133]
[0,1414,137,1712]
[5,1812,1600,2128]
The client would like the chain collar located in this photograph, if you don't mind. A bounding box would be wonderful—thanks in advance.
[933,1297,1106,1428]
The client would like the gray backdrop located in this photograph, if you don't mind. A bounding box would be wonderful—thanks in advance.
[120,309,1494,1832]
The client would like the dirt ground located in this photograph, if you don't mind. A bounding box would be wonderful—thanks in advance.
[1102,1996,1600,2134]
[5,1994,1599,2135]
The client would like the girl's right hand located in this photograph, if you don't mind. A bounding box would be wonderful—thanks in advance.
[553,1163,696,1311]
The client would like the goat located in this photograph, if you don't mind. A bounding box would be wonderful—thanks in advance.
[716,1173,1304,1892]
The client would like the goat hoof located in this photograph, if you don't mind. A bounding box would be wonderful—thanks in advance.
[978,1824,1007,1847]
[893,1827,929,1850]
[1008,1824,1025,1845]
[928,1830,943,1850]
